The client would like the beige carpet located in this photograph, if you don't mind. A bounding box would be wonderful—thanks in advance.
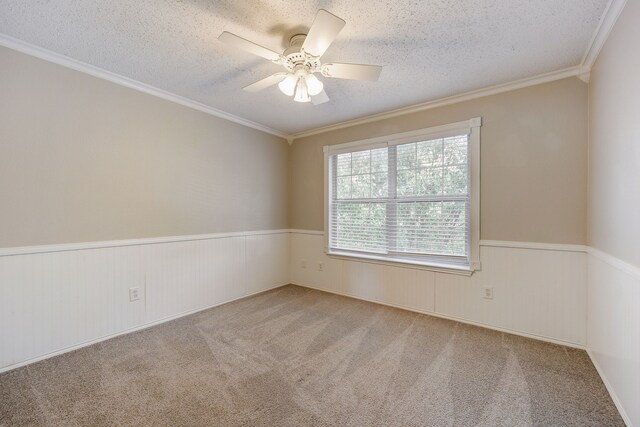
[0,285,624,426]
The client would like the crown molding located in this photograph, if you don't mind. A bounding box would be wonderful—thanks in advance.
[289,66,582,141]
[577,71,591,84]
[580,0,628,73]
[0,33,289,140]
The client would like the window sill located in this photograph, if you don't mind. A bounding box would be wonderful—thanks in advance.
[326,250,476,276]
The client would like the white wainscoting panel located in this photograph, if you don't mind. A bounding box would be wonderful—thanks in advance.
[436,246,587,346]
[340,260,437,313]
[290,231,587,347]
[0,231,290,372]
[145,238,247,323]
[245,233,290,296]
[0,245,145,370]
[587,249,640,427]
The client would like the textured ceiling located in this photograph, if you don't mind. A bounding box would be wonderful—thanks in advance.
[0,0,608,135]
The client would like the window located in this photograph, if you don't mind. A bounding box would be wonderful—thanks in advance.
[324,118,481,273]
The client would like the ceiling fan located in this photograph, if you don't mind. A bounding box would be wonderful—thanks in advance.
[218,9,382,105]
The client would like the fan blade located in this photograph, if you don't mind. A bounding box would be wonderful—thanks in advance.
[242,73,287,92]
[322,63,382,81]
[311,89,330,105]
[218,32,281,62]
[301,10,346,57]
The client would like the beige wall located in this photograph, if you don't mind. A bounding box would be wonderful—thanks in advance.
[0,46,289,248]
[589,1,640,268]
[0,44,591,248]
[290,78,588,244]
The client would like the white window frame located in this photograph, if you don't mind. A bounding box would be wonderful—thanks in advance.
[323,117,481,275]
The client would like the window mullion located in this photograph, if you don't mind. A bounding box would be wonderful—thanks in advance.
[330,155,338,248]
[387,145,397,253]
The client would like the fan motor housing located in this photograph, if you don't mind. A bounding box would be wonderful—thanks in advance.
[282,34,321,72]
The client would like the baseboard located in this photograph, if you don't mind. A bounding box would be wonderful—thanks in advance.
[0,282,289,374]
[587,349,633,426]
[291,282,585,350]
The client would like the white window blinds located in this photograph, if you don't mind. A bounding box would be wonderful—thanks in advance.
[328,132,472,267]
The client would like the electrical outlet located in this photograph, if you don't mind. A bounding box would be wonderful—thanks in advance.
[301,259,306,269]
[129,287,141,302]
[482,286,493,299]
[318,262,324,271]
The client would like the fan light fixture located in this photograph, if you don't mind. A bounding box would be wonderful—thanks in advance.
[278,74,297,96]
[305,74,324,96]
[293,77,310,103]
[278,69,324,103]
